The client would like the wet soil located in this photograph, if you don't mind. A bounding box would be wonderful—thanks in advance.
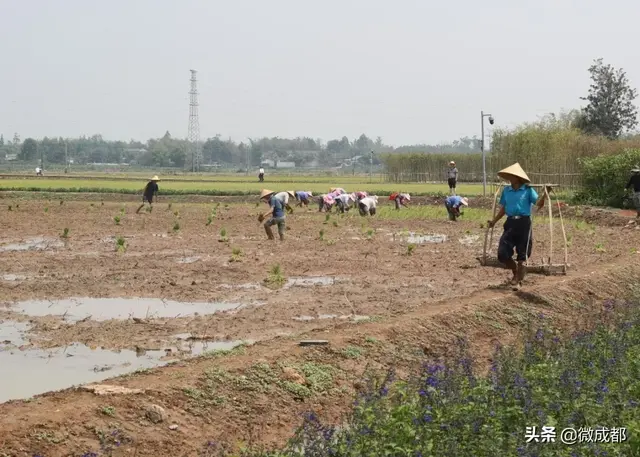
[0,197,639,456]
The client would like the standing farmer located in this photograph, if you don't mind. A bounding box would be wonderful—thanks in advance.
[447,161,458,195]
[444,195,469,221]
[358,195,378,216]
[487,163,547,290]
[136,176,160,214]
[294,191,313,208]
[625,166,640,218]
[258,167,265,182]
[389,192,410,210]
[259,189,287,241]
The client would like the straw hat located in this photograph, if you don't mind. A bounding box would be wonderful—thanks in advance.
[151,175,160,181]
[497,162,531,184]
[460,197,469,206]
[329,187,337,192]
[286,191,295,199]
[260,189,274,199]
[307,191,313,197]
[449,161,455,166]
[632,165,640,173]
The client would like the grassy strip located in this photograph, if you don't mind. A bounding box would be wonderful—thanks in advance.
[225,299,640,457]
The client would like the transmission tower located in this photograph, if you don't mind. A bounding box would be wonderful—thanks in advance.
[188,69,202,172]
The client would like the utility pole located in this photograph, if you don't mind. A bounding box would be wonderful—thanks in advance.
[187,70,202,173]
[246,138,251,176]
[369,150,374,183]
[480,110,495,197]
[64,141,68,173]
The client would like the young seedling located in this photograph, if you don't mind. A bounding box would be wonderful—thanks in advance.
[319,229,325,241]
[265,264,286,288]
[255,202,260,207]
[173,210,180,217]
[595,242,606,253]
[60,200,64,206]
[230,247,243,262]
[90,203,95,207]
[114,215,121,225]
[7,205,12,211]
[145,205,153,213]
[167,202,172,210]
[120,206,126,214]
[219,228,228,242]
[99,406,115,417]
[366,228,374,239]
[173,222,180,232]
[15,204,19,209]
[101,201,104,206]
[115,236,127,253]
[406,243,416,256]
[326,239,336,246]
[323,214,331,225]
[206,215,213,226]
[61,228,70,239]
[44,207,49,213]
[332,221,338,227]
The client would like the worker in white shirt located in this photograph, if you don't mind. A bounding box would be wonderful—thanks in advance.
[258,167,265,182]
[358,196,378,216]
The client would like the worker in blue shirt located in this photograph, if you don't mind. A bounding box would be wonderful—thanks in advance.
[444,195,468,221]
[487,163,547,290]
[259,189,287,241]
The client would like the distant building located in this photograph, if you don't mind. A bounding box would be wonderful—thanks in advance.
[261,159,275,168]
[5,154,17,161]
[276,161,296,168]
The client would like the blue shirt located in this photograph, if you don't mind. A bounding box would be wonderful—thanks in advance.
[296,191,309,200]
[499,185,538,217]
[270,195,285,218]
[445,195,463,209]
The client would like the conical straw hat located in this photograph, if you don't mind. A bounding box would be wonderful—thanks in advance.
[460,197,469,206]
[260,189,274,199]
[632,165,640,173]
[151,175,160,181]
[497,163,530,183]
[286,191,295,199]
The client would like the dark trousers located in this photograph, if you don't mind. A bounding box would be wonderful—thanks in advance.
[498,217,533,263]
[448,178,457,189]
[258,173,264,182]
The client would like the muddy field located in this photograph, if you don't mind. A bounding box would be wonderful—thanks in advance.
[1,195,639,456]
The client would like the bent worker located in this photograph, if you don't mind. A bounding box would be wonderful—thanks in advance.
[358,195,378,216]
[447,161,458,195]
[444,195,469,221]
[354,191,368,201]
[294,191,313,207]
[487,163,547,290]
[318,194,335,212]
[259,189,287,241]
[136,175,160,214]
[335,193,356,213]
[390,192,411,210]
[625,166,640,218]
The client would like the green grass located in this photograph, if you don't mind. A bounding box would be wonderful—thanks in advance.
[0,177,485,197]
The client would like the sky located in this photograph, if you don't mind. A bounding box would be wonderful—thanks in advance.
[1,0,639,147]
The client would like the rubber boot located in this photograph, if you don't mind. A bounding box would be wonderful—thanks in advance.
[264,224,275,240]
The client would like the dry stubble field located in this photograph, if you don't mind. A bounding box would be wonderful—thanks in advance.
[0,193,639,456]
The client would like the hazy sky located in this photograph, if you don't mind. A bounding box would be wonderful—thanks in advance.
[1,0,638,146]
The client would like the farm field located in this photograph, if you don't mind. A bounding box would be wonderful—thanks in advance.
[0,175,486,196]
[0,194,637,456]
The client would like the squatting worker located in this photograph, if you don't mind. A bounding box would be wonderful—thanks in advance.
[444,195,469,221]
[625,166,640,218]
[447,161,458,195]
[487,163,547,290]
[358,195,378,216]
[259,189,287,241]
[136,175,160,214]
[294,191,313,207]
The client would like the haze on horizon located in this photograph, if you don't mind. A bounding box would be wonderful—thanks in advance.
[1,0,638,147]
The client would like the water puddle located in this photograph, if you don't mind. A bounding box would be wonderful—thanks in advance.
[177,256,201,264]
[0,320,31,348]
[1,274,27,281]
[293,314,370,322]
[458,234,480,246]
[284,276,340,288]
[218,282,262,290]
[3,297,255,322]
[0,237,64,252]
[0,338,244,403]
[404,233,447,244]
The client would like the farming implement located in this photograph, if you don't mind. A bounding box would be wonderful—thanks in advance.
[481,183,569,275]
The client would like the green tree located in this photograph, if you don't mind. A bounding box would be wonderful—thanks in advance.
[19,138,38,161]
[577,58,638,139]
